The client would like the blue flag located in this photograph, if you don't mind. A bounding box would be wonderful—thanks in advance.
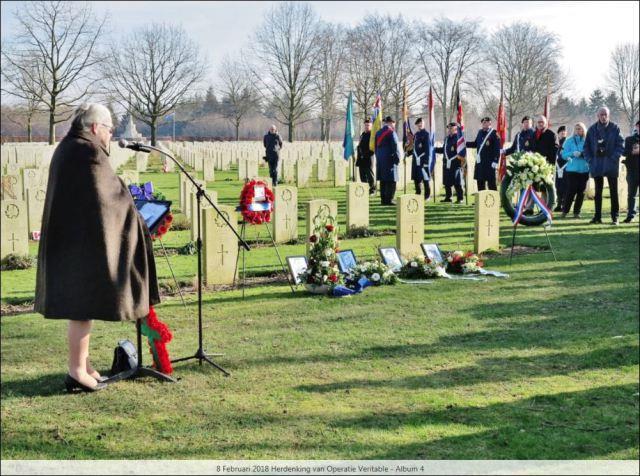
[343,92,355,161]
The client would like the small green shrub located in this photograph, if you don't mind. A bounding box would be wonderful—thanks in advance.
[1,254,34,270]
[170,214,191,231]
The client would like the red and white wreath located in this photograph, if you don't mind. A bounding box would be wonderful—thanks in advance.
[239,180,275,225]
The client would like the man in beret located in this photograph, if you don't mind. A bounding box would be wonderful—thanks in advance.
[356,118,376,195]
[410,117,432,199]
[435,122,465,203]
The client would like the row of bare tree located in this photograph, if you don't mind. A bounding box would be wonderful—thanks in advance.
[2,1,638,145]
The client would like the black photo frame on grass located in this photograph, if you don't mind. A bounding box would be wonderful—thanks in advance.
[378,246,403,272]
[134,199,172,234]
[421,243,444,265]
[286,255,308,285]
[336,249,357,274]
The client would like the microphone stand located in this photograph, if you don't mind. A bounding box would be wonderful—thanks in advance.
[132,143,250,376]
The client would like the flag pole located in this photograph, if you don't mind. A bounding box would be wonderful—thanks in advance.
[172,112,176,142]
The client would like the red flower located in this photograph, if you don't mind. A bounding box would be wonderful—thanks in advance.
[335,248,340,253]
[477,261,484,268]
[325,224,334,232]
[465,251,474,258]
[328,274,338,283]
[309,234,318,243]
[158,225,168,235]
[165,213,174,223]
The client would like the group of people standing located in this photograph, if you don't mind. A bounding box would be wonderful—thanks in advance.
[354,109,639,224]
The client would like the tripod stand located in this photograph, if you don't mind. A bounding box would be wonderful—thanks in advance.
[135,144,250,376]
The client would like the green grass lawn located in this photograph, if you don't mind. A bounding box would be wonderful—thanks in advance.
[1,157,638,459]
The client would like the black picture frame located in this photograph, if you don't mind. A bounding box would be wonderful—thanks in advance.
[378,246,403,272]
[336,249,358,274]
[421,243,444,265]
[286,255,308,285]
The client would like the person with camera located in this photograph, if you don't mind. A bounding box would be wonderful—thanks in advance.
[622,120,639,223]
[560,122,589,218]
[263,124,283,187]
[583,107,625,225]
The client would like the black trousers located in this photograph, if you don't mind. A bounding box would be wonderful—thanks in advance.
[445,184,463,201]
[476,176,497,191]
[358,164,376,193]
[268,158,279,187]
[555,172,567,209]
[380,181,397,205]
[626,172,639,219]
[414,179,431,200]
[562,172,589,215]
[593,175,619,220]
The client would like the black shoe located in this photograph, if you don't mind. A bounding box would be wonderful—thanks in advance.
[553,206,562,212]
[369,190,376,196]
[573,213,581,219]
[455,199,464,204]
[65,374,107,393]
[611,219,619,226]
[623,216,634,223]
[589,217,603,224]
[440,198,452,203]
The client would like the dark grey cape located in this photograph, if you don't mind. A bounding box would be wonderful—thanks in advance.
[35,128,160,321]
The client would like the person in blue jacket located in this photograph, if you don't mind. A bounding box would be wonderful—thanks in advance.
[435,122,465,203]
[583,107,625,225]
[410,117,431,200]
[466,116,501,191]
[503,116,536,156]
[375,116,402,205]
[560,122,589,218]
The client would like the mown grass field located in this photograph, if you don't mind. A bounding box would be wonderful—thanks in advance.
[1,155,638,459]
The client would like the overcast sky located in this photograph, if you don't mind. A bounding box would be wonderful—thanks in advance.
[1,1,638,99]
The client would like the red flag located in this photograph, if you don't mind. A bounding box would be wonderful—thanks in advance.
[456,90,465,155]
[497,88,507,181]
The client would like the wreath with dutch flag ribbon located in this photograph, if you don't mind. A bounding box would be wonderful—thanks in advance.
[239,179,274,225]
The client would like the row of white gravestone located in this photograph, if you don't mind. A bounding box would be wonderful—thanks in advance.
[198,184,502,285]
[0,142,135,259]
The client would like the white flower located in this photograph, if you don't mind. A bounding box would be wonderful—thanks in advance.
[410,261,418,268]
[371,273,381,282]
[324,249,333,257]
[320,261,330,267]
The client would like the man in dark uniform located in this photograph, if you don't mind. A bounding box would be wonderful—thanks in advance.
[356,118,376,195]
[263,124,283,187]
[375,116,401,205]
[504,116,535,156]
[466,116,501,191]
[435,122,465,203]
[554,125,568,211]
[622,120,639,223]
[410,117,431,199]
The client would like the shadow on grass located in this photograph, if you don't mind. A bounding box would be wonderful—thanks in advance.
[294,345,639,393]
[1,372,69,398]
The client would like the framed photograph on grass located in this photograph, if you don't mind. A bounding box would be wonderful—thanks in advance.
[378,247,403,272]
[286,255,308,285]
[336,249,358,274]
[421,243,444,265]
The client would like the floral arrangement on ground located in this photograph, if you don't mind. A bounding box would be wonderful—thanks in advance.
[346,260,398,285]
[446,251,484,274]
[301,219,343,292]
[398,256,447,280]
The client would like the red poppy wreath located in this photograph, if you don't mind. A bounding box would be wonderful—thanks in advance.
[239,180,274,225]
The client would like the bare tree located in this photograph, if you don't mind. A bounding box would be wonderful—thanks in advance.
[416,18,484,132]
[1,54,45,141]
[314,23,347,142]
[474,22,566,136]
[218,56,260,141]
[103,23,207,145]
[250,1,321,142]
[608,43,639,133]
[346,14,423,125]
[1,1,107,144]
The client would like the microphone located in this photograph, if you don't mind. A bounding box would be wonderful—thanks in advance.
[118,138,151,152]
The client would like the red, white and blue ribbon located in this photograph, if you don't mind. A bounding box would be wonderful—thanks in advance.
[512,185,553,226]
[513,187,531,225]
